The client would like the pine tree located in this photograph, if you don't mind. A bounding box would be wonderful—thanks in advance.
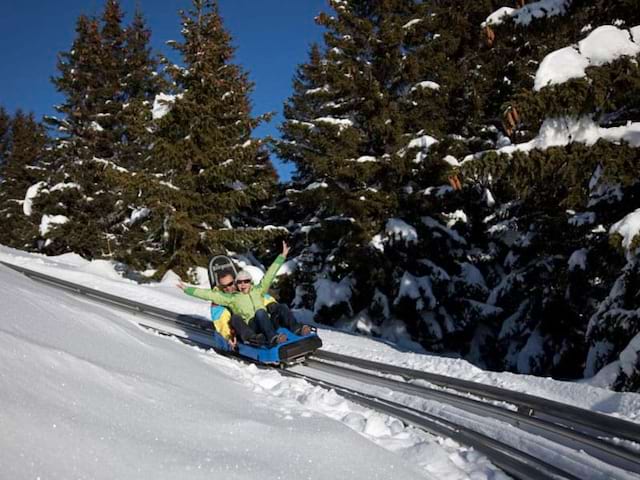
[41,2,165,261]
[142,0,279,278]
[274,1,503,352]
[119,8,165,170]
[457,1,640,381]
[0,111,48,248]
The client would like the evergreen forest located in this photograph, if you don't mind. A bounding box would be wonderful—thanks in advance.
[1,0,639,391]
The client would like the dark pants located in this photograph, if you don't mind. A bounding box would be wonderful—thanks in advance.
[229,310,277,342]
[267,303,301,332]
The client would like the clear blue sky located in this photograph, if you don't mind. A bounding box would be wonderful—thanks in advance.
[0,0,328,181]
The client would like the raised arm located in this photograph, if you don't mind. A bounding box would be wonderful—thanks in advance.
[257,241,289,294]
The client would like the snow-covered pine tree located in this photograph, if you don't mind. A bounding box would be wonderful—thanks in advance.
[275,0,424,327]
[105,7,167,269]
[38,2,166,262]
[0,111,48,248]
[40,7,128,258]
[144,0,279,278]
[461,1,640,383]
[118,8,165,171]
[275,0,494,350]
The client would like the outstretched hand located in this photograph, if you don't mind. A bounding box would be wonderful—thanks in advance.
[282,240,290,257]
[176,281,186,291]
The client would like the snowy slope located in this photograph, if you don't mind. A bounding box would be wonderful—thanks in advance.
[0,253,509,479]
[0,264,433,479]
[1,245,640,479]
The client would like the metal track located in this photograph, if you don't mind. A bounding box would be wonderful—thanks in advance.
[3,260,639,479]
[280,369,579,480]
[312,350,640,446]
[299,357,640,476]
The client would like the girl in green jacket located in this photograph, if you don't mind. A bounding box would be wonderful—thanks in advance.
[177,242,291,345]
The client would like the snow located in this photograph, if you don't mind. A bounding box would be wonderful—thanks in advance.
[534,46,589,90]
[305,85,330,95]
[464,117,640,162]
[313,117,353,131]
[535,25,640,90]
[407,134,438,163]
[92,156,129,173]
[39,214,69,236]
[370,219,418,251]
[512,0,571,26]
[610,208,640,251]
[412,81,441,92]
[385,218,418,244]
[483,1,570,27]
[579,25,640,67]
[442,155,460,167]
[152,93,181,120]
[23,181,46,216]
[125,207,151,226]
[90,120,104,132]
[305,181,328,190]
[314,276,353,314]
[395,272,436,311]
[352,155,377,163]
[483,7,515,27]
[403,19,422,29]
[0,264,427,480]
[1,246,640,478]
[568,248,588,271]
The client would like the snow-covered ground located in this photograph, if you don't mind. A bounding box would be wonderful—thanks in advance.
[1,245,639,479]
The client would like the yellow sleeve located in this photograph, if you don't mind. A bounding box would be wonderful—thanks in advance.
[213,309,233,340]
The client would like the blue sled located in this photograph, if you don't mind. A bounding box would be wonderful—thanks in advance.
[238,327,322,365]
[207,327,322,366]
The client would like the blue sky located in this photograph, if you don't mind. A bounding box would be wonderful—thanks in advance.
[0,0,328,181]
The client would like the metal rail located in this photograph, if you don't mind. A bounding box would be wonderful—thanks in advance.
[280,369,579,480]
[312,350,640,446]
[301,357,640,475]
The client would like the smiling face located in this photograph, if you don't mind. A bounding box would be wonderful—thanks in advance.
[236,277,252,293]
[217,273,237,293]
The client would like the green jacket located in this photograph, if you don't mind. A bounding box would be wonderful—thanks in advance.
[183,255,286,323]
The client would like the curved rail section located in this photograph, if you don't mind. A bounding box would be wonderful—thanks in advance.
[3,260,639,480]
